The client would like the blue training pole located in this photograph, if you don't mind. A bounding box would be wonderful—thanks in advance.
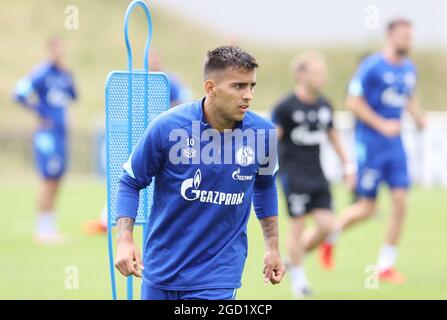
[106,0,153,300]
[123,0,153,300]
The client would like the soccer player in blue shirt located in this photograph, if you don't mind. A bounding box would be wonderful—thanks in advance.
[114,46,286,300]
[321,19,426,283]
[13,36,77,244]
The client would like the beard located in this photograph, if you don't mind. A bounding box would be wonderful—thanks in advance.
[396,47,409,57]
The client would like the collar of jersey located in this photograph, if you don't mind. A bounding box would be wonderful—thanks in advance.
[195,97,245,130]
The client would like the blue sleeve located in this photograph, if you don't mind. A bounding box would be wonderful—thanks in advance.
[13,77,34,108]
[115,119,165,220]
[115,175,142,220]
[253,126,279,219]
[253,174,278,219]
[13,71,43,108]
[347,58,374,97]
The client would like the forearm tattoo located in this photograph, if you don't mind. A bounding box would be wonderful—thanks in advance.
[260,217,279,250]
[117,217,135,240]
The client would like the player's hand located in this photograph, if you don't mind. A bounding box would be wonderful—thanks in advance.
[416,115,427,130]
[380,120,401,137]
[343,172,356,191]
[342,163,356,192]
[263,250,286,285]
[115,239,144,278]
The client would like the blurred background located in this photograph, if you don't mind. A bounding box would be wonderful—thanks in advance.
[0,0,446,299]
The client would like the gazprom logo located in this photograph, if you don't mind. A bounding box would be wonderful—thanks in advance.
[46,88,70,107]
[193,168,201,189]
[381,87,408,108]
[232,168,253,181]
[180,169,244,205]
[181,169,202,201]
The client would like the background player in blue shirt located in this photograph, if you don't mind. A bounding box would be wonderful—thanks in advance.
[113,46,286,300]
[13,36,77,245]
[322,19,426,283]
[148,48,192,108]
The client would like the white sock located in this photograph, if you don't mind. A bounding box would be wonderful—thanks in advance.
[36,212,57,236]
[377,245,397,272]
[289,265,309,290]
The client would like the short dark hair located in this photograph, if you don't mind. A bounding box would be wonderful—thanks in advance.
[204,46,258,78]
[387,18,412,33]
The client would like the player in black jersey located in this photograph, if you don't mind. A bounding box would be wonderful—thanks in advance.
[272,53,355,297]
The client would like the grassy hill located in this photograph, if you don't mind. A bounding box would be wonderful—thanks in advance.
[0,0,446,134]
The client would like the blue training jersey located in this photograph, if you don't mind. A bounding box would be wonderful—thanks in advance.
[115,98,279,290]
[14,61,77,133]
[347,52,417,145]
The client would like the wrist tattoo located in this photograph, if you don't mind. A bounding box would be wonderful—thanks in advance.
[260,217,279,249]
[117,217,135,239]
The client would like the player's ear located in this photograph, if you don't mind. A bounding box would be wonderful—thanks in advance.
[204,79,216,97]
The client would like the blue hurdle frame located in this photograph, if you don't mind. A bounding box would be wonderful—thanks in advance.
[105,0,169,300]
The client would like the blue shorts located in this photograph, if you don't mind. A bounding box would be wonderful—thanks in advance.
[33,129,67,179]
[141,283,237,300]
[356,140,409,199]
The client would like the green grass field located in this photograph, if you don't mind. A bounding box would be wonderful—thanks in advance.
[1,176,446,299]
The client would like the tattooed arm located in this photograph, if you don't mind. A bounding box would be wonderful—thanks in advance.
[114,217,143,278]
[260,216,286,285]
[117,217,135,242]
